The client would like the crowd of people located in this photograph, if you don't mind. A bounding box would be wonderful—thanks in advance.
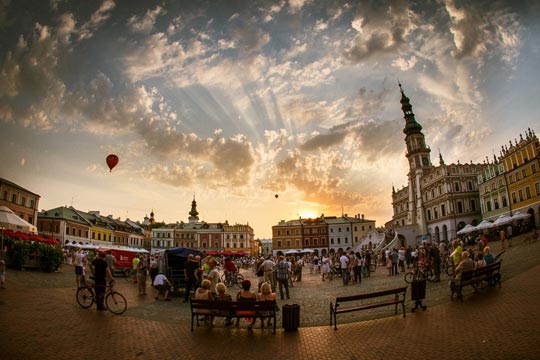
[59,223,538,316]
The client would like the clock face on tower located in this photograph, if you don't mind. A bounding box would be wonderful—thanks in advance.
[422,157,428,166]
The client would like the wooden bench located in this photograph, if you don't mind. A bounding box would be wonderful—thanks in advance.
[190,299,278,334]
[330,286,407,330]
[450,260,502,302]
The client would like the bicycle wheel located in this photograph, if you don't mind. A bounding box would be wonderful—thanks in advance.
[76,286,95,309]
[369,263,376,273]
[221,273,234,287]
[234,273,245,288]
[425,268,435,282]
[105,291,127,315]
[404,272,415,283]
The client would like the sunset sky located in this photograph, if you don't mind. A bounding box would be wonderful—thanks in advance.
[1,0,539,238]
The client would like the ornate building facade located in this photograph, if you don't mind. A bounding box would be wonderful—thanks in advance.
[499,130,540,227]
[390,85,486,246]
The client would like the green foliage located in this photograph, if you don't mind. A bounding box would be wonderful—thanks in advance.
[5,238,63,272]
[6,240,29,270]
[39,245,64,272]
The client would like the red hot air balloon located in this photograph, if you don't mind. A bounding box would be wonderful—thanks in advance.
[106,154,119,172]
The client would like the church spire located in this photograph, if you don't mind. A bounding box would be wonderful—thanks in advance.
[399,82,423,136]
[439,150,445,166]
[188,194,199,223]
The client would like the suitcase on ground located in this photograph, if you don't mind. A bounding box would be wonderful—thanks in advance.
[411,279,426,300]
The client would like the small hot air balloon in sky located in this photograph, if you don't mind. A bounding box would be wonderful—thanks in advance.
[275,194,279,199]
[106,154,119,172]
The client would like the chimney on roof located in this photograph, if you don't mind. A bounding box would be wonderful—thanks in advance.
[362,214,365,219]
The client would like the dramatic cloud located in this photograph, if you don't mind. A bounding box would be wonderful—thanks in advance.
[344,0,414,62]
[128,5,165,34]
[78,0,115,41]
[0,0,534,233]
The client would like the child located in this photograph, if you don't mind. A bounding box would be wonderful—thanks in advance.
[0,260,6,289]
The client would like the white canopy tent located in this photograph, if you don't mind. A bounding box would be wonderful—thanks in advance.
[475,220,494,231]
[0,206,37,234]
[285,249,301,255]
[512,211,531,221]
[493,214,514,227]
[457,224,476,235]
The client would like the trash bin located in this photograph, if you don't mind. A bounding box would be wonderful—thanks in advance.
[411,279,427,312]
[282,304,300,331]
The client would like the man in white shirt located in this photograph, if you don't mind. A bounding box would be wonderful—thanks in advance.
[258,257,276,291]
[74,248,86,288]
[153,273,172,301]
[339,253,349,285]
[295,256,303,281]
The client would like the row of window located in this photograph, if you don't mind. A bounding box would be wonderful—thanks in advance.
[61,225,142,245]
[154,232,246,239]
[275,225,371,237]
[484,179,506,193]
[2,191,35,209]
[510,183,540,204]
[330,237,349,244]
[277,238,326,249]
[426,199,477,221]
[485,195,509,212]
[508,163,537,184]
[505,142,535,170]
[152,240,247,249]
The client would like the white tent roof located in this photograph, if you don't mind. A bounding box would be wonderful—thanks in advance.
[457,224,476,235]
[512,211,531,220]
[0,206,37,234]
[475,220,494,231]
[493,214,513,226]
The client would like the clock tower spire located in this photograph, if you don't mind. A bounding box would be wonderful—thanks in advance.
[399,83,430,235]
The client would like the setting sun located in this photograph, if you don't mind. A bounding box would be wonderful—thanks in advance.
[298,210,318,219]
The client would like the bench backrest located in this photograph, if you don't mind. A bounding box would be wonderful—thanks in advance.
[190,299,277,312]
[461,260,501,281]
[334,286,408,304]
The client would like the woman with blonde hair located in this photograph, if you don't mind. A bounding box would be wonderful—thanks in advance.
[195,279,214,325]
[215,282,233,326]
[258,282,276,327]
[483,246,494,265]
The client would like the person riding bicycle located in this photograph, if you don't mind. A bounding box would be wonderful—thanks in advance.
[223,257,238,282]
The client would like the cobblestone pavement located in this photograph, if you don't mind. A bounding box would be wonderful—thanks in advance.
[1,234,539,359]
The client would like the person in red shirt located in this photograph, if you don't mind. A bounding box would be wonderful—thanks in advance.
[223,257,237,273]
[223,257,238,284]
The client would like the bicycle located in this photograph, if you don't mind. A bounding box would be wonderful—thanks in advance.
[327,265,341,281]
[404,263,435,283]
[76,279,127,315]
[369,260,377,274]
[220,271,244,288]
[441,256,454,276]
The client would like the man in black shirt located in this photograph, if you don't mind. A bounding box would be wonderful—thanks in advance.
[183,254,200,302]
[91,251,113,310]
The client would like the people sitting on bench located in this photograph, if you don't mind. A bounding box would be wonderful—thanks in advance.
[215,283,233,326]
[257,282,276,328]
[235,279,257,330]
